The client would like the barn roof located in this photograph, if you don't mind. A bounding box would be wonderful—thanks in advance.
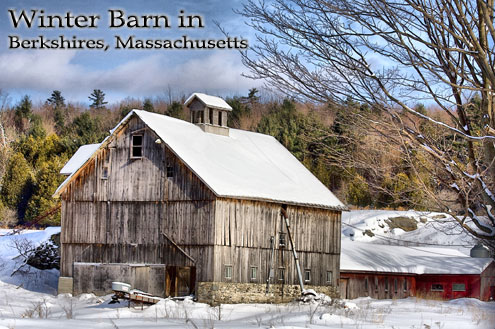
[60,143,101,175]
[340,240,494,275]
[184,93,233,111]
[55,110,346,210]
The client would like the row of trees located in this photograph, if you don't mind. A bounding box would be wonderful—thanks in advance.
[0,87,443,227]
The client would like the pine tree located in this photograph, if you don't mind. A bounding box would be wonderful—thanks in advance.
[46,90,65,108]
[14,95,32,132]
[0,152,34,221]
[47,90,66,134]
[88,89,108,109]
[25,158,65,225]
[167,101,184,119]
[143,98,154,112]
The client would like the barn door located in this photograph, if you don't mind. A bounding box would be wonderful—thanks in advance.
[165,266,196,297]
[339,278,349,299]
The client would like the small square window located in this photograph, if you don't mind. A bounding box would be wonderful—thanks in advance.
[278,268,285,281]
[304,270,311,282]
[326,271,333,284]
[250,267,257,280]
[431,284,443,291]
[131,135,143,158]
[452,283,465,292]
[224,265,232,279]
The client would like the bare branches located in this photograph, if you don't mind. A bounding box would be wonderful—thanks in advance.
[240,0,495,240]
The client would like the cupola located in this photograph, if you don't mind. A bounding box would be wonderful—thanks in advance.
[184,93,232,136]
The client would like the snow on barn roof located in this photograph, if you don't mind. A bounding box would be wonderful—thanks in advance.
[184,93,233,111]
[60,143,101,175]
[341,240,494,275]
[55,109,346,210]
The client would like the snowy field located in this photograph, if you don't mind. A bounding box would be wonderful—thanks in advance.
[0,211,494,329]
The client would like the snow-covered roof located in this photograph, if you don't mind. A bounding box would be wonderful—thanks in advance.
[340,240,494,275]
[55,110,346,210]
[60,143,101,175]
[184,93,233,111]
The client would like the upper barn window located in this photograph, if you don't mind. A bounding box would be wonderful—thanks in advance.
[131,135,143,158]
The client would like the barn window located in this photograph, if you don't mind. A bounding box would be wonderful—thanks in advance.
[304,270,311,282]
[374,277,378,292]
[101,166,109,179]
[224,265,232,279]
[403,279,408,292]
[452,283,466,292]
[131,135,143,158]
[384,278,389,292]
[167,164,174,178]
[278,232,286,247]
[394,278,398,293]
[218,111,223,126]
[431,284,443,291]
[326,271,333,284]
[278,268,285,281]
[250,267,257,280]
[364,277,368,291]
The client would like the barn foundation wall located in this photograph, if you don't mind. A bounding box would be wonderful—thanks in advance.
[196,282,339,304]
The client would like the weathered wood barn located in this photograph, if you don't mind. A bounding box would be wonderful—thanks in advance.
[339,240,495,301]
[54,93,346,303]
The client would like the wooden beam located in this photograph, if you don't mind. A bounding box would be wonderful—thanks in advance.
[162,232,196,264]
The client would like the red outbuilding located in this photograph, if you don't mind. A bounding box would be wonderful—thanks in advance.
[340,240,495,301]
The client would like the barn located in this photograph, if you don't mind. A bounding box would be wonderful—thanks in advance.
[339,240,495,301]
[54,93,346,304]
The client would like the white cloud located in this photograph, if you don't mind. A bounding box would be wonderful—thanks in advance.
[0,49,259,100]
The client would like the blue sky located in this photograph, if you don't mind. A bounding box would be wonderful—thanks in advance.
[0,0,258,105]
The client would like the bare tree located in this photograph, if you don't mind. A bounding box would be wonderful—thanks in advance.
[240,0,495,241]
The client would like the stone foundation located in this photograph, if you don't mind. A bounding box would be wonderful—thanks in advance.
[197,282,339,304]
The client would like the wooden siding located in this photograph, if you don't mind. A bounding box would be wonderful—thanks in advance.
[61,116,215,203]
[340,272,416,299]
[481,262,495,301]
[213,199,341,287]
[60,115,216,286]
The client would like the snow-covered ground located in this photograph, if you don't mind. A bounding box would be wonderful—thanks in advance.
[0,211,494,329]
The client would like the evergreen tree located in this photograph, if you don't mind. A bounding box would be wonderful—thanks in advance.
[143,98,154,112]
[167,101,184,119]
[88,89,108,109]
[47,90,66,134]
[0,152,34,222]
[27,114,46,139]
[25,158,65,225]
[70,112,101,145]
[14,95,32,132]
[46,90,65,108]
[226,97,249,128]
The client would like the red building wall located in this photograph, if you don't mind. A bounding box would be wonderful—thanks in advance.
[416,274,481,300]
